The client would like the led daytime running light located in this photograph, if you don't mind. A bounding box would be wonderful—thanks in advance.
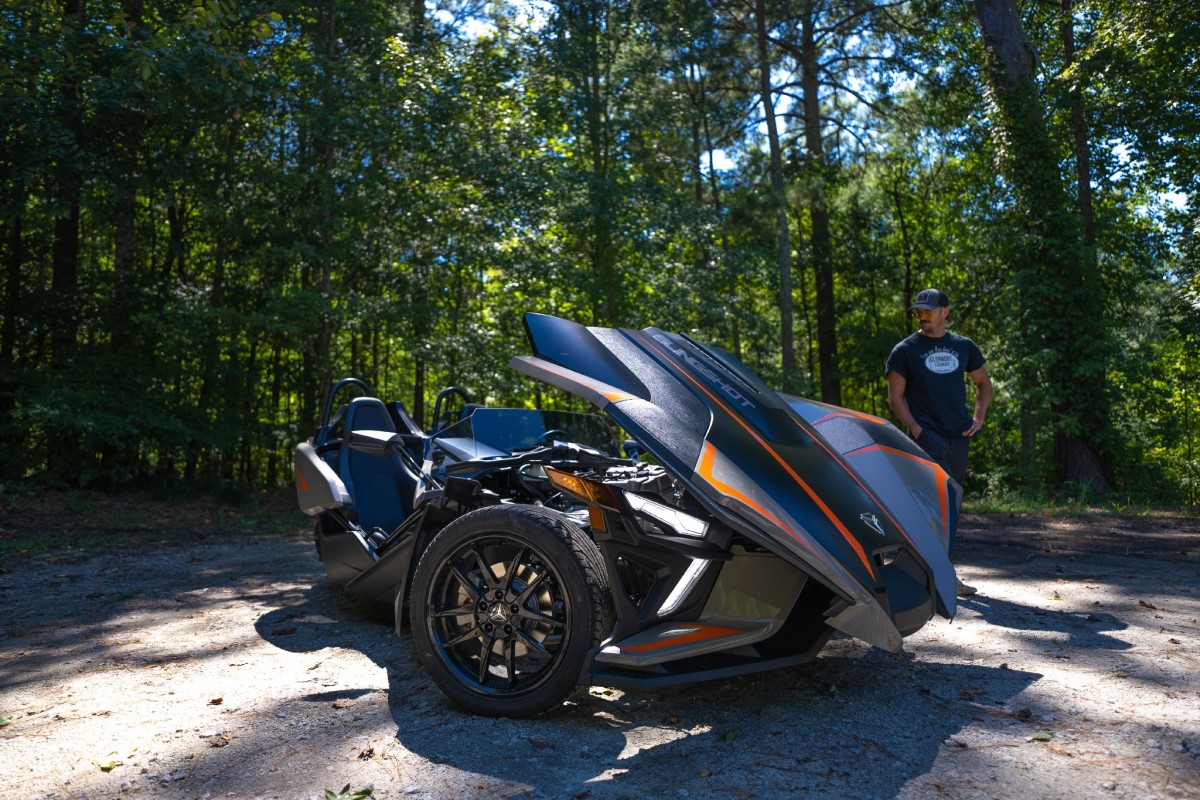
[624,492,709,538]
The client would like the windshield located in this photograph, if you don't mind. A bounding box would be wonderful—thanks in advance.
[430,408,621,461]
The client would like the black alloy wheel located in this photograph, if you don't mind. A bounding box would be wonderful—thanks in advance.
[410,504,612,717]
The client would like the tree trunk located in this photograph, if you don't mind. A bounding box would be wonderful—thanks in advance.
[1061,0,1094,247]
[800,6,840,405]
[411,0,425,45]
[51,0,86,365]
[886,178,916,334]
[703,113,741,361]
[111,0,144,355]
[0,212,20,427]
[47,0,87,481]
[973,0,1110,490]
[754,0,796,387]
[583,11,618,326]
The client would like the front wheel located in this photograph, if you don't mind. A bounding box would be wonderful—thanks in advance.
[409,504,612,717]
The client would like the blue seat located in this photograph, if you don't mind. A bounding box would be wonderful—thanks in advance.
[338,397,419,536]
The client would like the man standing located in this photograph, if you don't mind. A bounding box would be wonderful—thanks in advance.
[886,288,992,596]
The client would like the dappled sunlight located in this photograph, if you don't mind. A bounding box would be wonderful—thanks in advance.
[3,514,1198,798]
[1,574,325,692]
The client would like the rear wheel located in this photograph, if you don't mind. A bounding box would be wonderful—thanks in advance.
[409,504,612,717]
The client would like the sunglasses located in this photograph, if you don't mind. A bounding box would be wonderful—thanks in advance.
[912,308,937,319]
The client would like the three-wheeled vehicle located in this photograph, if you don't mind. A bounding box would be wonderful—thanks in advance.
[295,313,959,716]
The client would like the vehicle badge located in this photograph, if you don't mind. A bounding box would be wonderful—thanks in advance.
[860,512,885,536]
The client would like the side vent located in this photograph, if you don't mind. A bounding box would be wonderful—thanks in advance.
[614,554,659,609]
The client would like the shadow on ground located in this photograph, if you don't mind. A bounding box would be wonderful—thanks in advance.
[257,582,1042,798]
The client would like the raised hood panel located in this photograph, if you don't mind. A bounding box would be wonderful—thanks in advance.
[511,313,957,649]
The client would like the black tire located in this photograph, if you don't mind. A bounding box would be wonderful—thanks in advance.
[409,504,612,717]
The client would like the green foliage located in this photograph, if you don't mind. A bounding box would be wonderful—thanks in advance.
[0,0,1193,503]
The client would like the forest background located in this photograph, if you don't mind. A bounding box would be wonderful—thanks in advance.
[1,0,1197,505]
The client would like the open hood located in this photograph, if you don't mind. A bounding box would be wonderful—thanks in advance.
[510,313,958,652]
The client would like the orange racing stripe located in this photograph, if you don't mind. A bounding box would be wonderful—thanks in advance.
[619,624,745,652]
[813,409,888,425]
[643,338,876,580]
[697,442,828,564]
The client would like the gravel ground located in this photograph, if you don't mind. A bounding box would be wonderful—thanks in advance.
[1,512,1198,800]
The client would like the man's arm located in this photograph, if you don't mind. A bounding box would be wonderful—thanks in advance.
[964,366,992,437]
[886,370,922,439]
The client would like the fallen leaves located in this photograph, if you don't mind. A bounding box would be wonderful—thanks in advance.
[92,747,139,771]
[208,697,223,706]
[209,732,233,748]
[332,698,355,709]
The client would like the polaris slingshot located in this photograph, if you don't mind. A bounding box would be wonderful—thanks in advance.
[294,313,959,717]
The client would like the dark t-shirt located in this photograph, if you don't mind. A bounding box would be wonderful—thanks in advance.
[885,331,985,437]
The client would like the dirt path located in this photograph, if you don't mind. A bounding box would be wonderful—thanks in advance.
[2,512,1198,800]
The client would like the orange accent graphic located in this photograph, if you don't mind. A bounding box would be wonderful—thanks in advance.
[813,409,888,425]
[529,359,638,405]
[620,624,745,652]
[295,468,309,492]
[796,425,930,550]
[647,337,877,579]
[697,443,788,531]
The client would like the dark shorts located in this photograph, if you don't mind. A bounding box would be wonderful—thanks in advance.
[916,429,970,487]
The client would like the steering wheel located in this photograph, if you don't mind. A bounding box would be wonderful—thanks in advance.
[533,429,568,447]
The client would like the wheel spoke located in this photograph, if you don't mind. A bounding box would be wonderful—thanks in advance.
[513,569,548,605]
[503,637,518,689]
[514,606,562,628]
[449,564,484,602]
[430,601,475,619]
[443,623,483,649]
[514,627,552,658]
[477,630,498,686]
[467,544,500,590]
[502,546,529,594]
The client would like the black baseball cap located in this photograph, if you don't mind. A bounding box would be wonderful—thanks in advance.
[910,288,949,310]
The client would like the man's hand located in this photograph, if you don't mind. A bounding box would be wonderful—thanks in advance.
[964,417,984,437]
